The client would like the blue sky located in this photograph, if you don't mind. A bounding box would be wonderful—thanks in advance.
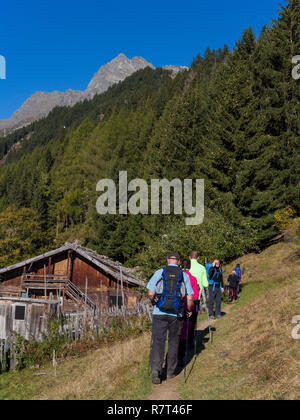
[0,0,284,119]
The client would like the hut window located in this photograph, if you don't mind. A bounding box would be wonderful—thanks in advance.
[15,305,26,321]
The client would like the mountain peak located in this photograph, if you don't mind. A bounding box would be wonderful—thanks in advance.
[115,52,128,59]
[86,54,154,93]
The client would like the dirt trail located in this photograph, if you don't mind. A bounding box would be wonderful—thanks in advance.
[147,304,232,400]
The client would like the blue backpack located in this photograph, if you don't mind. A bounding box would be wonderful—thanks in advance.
[235,266,241,278]
[156,266,185,314]
[206,263,223,291]
[206,263,213,281]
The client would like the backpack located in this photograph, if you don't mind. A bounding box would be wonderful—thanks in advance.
[155,266,185,314]
[206,263,223,291]
[206,263,213,281]
[235,266,241,279]
[228,274,238,289]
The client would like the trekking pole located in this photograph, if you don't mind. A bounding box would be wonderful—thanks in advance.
[202,288,212,344]
[148,333,153,376]
[193,302,198,357]
[184,315,189,383]
[193,313,197,357]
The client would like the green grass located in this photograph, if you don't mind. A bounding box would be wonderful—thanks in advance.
[178,242,300,400]
[0,366,53,400]
[116,357,153,400]
[0,332,153,400]
[230,277,285,311]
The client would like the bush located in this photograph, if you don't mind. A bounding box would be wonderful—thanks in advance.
[273,206,295,232]
[138,210,258,278]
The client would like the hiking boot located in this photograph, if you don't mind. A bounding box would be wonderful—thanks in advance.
[151,371,161,385]
[210,315,216,320]
[216,314,222,319]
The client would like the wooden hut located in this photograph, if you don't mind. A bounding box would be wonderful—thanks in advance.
[0,243,143,314]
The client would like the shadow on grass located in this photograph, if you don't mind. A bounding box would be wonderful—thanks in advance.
[160,318,223,382]
[159,306,237,383]
[179,307,234,382]
[181,325,217,382]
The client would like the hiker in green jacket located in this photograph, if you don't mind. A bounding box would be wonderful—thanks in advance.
[189,250,209,292]
[188,250,209,341]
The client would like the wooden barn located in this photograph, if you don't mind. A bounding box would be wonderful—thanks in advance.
[0,242,143,314]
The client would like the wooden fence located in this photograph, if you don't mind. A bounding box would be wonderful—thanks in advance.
[58,300,153,341]
[0,294,209,373]
[0,334,18,373]
[0,300,152,373]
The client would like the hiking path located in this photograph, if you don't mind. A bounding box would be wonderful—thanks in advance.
[147,303,232,400]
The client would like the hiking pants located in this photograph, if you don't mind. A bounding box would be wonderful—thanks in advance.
[229,288,237,301]
[150,315,183,376]
[208,285,222,317]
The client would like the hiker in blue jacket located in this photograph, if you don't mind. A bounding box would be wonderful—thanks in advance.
[207,259,224,319]
[235,263,242,296]
[147,251,194,385]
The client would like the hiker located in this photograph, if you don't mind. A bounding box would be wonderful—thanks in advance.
[178,259,200,361]
[227,270,239,303]
[147,252,194,384]
[235,263,242,296]
[207,259,224,319]
[189,250,209,314]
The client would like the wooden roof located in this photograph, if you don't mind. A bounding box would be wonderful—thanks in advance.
[0,242,143,287]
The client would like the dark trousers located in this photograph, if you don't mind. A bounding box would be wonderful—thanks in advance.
[229,287,237,301]
[150,315,183,376]
[208,285,222,317]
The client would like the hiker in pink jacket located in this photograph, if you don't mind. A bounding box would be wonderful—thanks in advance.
[178,259,200,363]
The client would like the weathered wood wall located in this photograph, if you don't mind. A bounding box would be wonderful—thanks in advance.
[71,255,139,307]
[0,301,48,341]
[72,256,110,290]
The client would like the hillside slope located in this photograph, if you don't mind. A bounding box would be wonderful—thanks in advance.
[180,239,300,400]
[0,236,299,400]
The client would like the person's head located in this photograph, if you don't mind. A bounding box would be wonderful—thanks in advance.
[167,251,180,266]
[236,263,240,267]
[182,259,190,271]
[213,259,220,267]
[189,250,199,261]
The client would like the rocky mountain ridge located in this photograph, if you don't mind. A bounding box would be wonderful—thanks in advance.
[0,54,188,135]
